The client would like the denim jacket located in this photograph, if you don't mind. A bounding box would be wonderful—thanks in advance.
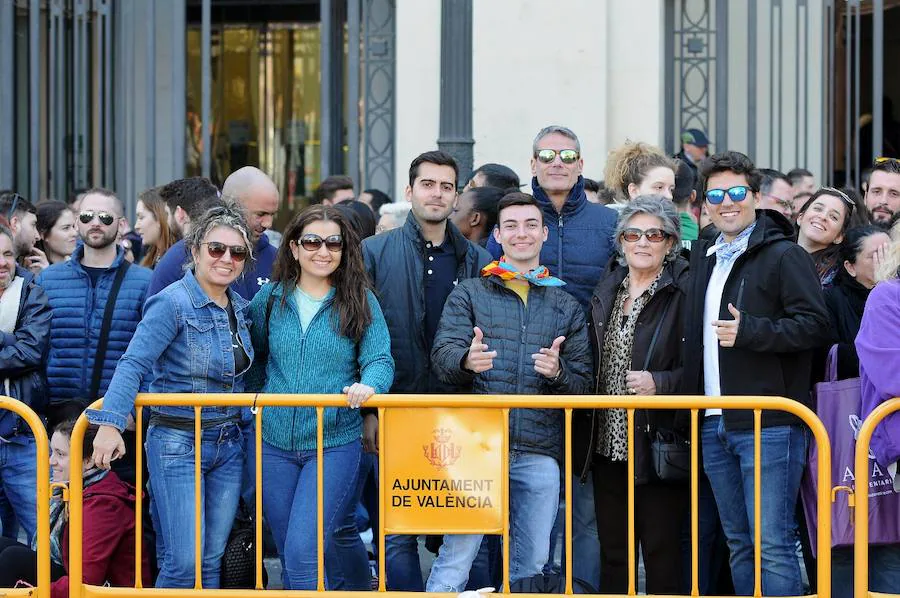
[87,269,253,431]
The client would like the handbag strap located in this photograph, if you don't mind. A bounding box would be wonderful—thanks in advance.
[641,297,672,432]
[89,260,130,401]
[642,298,672,371]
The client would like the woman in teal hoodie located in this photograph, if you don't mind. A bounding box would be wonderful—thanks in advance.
[247,205,393,590]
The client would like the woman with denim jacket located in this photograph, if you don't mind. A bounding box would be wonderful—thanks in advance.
[246,205,393,590]
[86,201,255,589]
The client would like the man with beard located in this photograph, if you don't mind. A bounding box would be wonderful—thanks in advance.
[0,192,46,274]
[37,188,152,412]
[147,168,279,299]
[362,151,491,590]
[0,225,51,543]
[864,157,900,227]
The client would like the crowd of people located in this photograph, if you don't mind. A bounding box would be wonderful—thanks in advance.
[0,124,897,597]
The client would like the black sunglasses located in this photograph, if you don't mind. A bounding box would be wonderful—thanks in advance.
[79,210,116,226]
[202,241,249,262]
[297,234,343,252]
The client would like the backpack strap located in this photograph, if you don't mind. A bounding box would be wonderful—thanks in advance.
[89,261,130,402]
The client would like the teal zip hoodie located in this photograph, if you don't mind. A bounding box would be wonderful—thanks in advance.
[246,282,394,451]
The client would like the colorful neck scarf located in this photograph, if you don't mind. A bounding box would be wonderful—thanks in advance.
[481,258,565,287]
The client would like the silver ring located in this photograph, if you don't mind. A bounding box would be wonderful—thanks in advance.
[628,388,637,395]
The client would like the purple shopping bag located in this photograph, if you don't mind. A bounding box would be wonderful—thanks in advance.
[801,345,900,554]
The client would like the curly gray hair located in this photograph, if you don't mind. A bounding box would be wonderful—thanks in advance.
[183,199,254,272]
[613,195,681,266]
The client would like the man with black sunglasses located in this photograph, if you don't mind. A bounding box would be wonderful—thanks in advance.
[37,188,152,413]
[680,151,829,596]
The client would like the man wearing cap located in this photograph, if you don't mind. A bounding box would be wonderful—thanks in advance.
[674,129,708,188]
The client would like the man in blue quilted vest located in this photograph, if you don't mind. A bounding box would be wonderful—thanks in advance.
[37,188,152,416]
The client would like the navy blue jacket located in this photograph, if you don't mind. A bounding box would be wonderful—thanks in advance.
[363,212,491,393]
[146,234,277,300]
[487,176,617,311]
[37,247,152,406]
[0,268,52,439]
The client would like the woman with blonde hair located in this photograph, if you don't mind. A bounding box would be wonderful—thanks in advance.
[603,141,678,204]
[134,187,179,268]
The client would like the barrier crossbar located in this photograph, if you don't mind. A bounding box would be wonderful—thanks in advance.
[853,397,900,598]
[67,394,832,598]
[0,397,52,598]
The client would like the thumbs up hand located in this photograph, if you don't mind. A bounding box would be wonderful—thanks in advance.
[712,303,741,348]
[464,326,497,374]
[533,336,566,379]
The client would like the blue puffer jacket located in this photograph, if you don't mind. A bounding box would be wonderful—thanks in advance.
[487,176,617,311]
[37,246,152,406]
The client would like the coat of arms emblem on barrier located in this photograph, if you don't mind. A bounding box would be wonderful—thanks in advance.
[423,427,462,469]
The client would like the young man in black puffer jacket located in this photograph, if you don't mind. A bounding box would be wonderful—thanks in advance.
[427,192,592,593]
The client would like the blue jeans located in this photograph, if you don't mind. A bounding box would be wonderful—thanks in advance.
[327,450,374,590]
[261,439,362,590]
[426,451,560,592]
[832,544,900,596]
[0,437,37,543]
[145,423,243,588]
[570,477,601,590]
[385,534,423,590]
[701,417,807,596]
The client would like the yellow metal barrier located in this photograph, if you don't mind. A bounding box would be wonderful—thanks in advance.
[68,394,832,598]
[0,397,51,598]
[853,397,900,598]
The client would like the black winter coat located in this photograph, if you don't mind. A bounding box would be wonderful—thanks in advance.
[0,267,52,438]
[823,269,870,380]
[681,211,830,429]
[431,275,593,461]
[573,257,690,485]
[363,212,491,393]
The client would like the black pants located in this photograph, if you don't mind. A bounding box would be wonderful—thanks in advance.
[592,456,688,595]
[0,536,66,588]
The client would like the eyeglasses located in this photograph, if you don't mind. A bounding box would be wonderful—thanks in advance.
[874,157,900,166]
[78,210,116,226]
[535,149,580,164]
[763,193,794,211]
[3,193,26,220]
[202,241,249,262]
[705,186,751,205]
[298,234,343,252]
[621,228,670,243]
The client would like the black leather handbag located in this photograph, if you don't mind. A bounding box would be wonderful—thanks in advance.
[221,500,268,589]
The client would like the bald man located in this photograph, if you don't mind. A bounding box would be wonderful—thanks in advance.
[146,168,281,300]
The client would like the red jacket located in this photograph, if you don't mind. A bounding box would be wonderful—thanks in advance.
[54,472,152,598]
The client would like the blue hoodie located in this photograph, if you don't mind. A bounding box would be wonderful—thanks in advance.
[487,176,617,311]
[146,233,277,300]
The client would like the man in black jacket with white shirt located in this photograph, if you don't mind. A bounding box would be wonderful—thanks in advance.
[681,151,829,596]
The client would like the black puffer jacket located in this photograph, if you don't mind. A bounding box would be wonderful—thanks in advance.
[681,211,830,428]
[573,257,690,485]
[0,267,52,438]
[363,212,491,393]
[431,275,593,461]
